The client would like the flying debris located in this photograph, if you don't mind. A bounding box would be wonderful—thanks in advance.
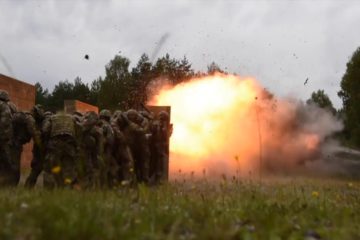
[304,77,309,85]
[150,33,170,62]
[84,54,89,60]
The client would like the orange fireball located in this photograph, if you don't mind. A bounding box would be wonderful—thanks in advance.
[150,73,335,179]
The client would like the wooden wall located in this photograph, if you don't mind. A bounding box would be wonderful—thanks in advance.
[64,100,99,114]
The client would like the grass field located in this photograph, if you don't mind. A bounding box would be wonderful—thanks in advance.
[0,177,359,240]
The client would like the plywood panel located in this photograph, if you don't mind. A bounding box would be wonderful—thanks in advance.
[64,100,99,114]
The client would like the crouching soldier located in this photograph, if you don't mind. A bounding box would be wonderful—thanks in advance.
[150,111,172,182]
[25,105,47,188]
[80,111,104,189]
[111,111,134,186]
[10,108,34,186]
[99,109,116,187]
[42,113,78,189]
[124,109,150,184]
[0,90,14,186]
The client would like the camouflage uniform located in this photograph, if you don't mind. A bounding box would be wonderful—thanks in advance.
[99,110,116,187]
[10,111,34,186]
[42,113,78,189]
[25,105,47,188]
[150,111,172,182]
[80,111,104,189]
[124,109,150,183]
[0,90,13,186]
[111,112,134,185]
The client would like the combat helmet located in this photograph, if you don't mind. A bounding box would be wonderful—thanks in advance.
[83,111,99,127]
[126,109,139,122]
[8,102,18,114]
[0,90,10,102]
[112,110,123,120]
[99,109,112,121]
[31,104,45,120]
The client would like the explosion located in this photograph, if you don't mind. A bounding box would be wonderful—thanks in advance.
[150,74,342,178]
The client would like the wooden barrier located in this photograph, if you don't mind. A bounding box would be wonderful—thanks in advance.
[64,100,99,114]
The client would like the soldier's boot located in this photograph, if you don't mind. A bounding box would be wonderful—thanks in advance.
[25,150,43,188]
[9,149,21,186]
[25,168,42,188]
[0,145,17,187]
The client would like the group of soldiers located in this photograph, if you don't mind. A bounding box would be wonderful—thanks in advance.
[0,89,172,189]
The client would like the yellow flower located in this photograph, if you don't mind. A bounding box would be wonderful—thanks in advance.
[348,182,353,188]
[51,166,61,174]
[64,178,72,185]
[129,168,134,172]
[312,191,319,198]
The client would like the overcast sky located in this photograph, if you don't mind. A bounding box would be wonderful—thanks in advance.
[1,0,360,108]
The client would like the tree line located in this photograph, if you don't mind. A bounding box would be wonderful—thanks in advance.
[35,53,221,111]
[35,48,360,148]
[304,47,360,147]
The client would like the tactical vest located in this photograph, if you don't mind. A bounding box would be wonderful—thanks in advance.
[50,114,75,138]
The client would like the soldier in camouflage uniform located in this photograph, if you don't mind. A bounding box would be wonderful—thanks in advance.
[111,111,134,185]
[42,113,78,189]
[72,111,84,147]
[124,109,150,183]
[0,90,14,186]
[10,109,35,186]
[80,111,103,189]
[25,105,47,188]
[150,111,172,183]
[99,109,116,187]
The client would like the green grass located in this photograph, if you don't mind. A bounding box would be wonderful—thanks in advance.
[0,177,359,240]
